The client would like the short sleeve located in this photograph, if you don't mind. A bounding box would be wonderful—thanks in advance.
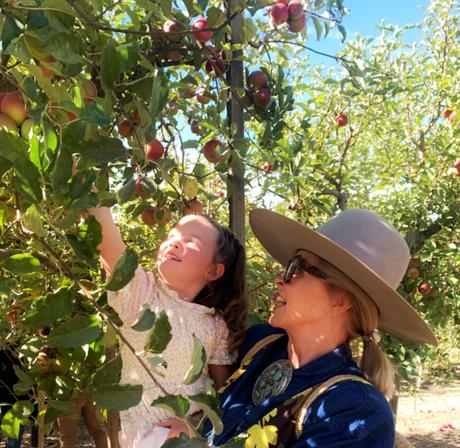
[209,316,237,365]
[108,266,157,326]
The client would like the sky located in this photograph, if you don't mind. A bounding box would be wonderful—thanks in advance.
[306,0,430,67]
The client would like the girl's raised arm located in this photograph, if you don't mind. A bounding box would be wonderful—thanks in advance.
[87,207,126,274]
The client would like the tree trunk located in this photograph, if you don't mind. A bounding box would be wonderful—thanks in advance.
[227,0,245,244]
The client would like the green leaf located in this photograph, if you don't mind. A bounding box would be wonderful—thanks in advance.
[312,15,322,40]
[145,310,172,354]
[239,18,257,43]
[2,253,41,274]
[80,102,110,127]
[12,366,34,394]
[151,395,190,418]
[22,205,45,237]
[116,179,136,204]
[183,335,206,385]
[47,400,75,413]
[91,383,143,410]
[338,25,347,43]
[47,315,101,347]
[39,0,76,16]
[44,32,84,63]
[163,434,208,447]
[189,393,223,435]
[23,289,73,329]
[14,156,42,204]
[105,248,138,291]
[52,146,73,191]
[78,136,127,164]
[131,307,156,332]
[0,401,34,438]
[148,70,169,122]
[207,6,226,27]
[0,129,28,163]
[101,43,121,91]
[91,356,122,387]
[66,234,98,265]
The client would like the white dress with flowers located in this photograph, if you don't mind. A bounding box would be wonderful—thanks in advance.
[108,267,236,448]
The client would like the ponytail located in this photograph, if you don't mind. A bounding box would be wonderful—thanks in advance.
[313,254,396,399]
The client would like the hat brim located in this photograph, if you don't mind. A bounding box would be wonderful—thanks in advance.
[249,208,437,346]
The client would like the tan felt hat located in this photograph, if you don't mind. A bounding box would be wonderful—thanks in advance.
[249,208,437,345]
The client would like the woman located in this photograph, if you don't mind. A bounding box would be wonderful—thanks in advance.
[164,208,437,447]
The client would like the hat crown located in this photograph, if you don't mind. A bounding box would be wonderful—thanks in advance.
[317,209,410,289]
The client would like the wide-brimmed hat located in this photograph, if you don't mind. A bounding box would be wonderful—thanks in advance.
[249,208,437,345]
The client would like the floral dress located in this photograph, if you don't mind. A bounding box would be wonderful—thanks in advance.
[108,267,236,447]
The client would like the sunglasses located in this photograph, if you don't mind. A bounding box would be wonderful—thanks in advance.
[283,254,328,283]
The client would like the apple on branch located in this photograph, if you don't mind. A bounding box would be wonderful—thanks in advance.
[184,198,204,215]
[336,113,348,127]
[145,139,165,161]
[0,113,18,133]
[270,3,289,25]
[203,139,227,163]
[1,91,27,126]
[254,88,272,109]
[163,20,183,43]
[192,18,213,42]
[248,70,269,93]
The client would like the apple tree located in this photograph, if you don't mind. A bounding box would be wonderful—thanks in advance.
[0,0,349,445]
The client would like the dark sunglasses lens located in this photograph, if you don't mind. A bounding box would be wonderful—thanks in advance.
[284,256,302,283]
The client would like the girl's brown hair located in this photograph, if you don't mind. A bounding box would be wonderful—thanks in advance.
[303,251,395,398]
[194,215,247,353]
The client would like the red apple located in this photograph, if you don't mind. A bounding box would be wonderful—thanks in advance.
[163,20,183,43]
[192,18,213,42]
[336,114,348,127]
[81,79,97,99]
[1,91,27,125]
[270,3,289,24]
[185,199,204,215]
[141,208,157,225]
[154,208,172,225]
[119,119,134,138]
[454,158,460,176]
[254,88,272,109]
[248,71,269,93]
[288,0,304,19]
[216,190,224,198]
[145,139,165,161]
[262,161,273,173]
[0,113,18,133]
[190,120,202,135]
[203,139,226,163]
[135,178,150,198]
[443,109,453,119]
[287,13,306,32]
[418,282,432,296]
[196,89,212,104]
[447,110,457,124]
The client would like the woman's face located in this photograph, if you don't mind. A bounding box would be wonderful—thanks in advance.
[270,250,345,331]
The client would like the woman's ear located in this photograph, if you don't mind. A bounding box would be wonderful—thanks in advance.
[206,263,225,281]
[331,289,353,315]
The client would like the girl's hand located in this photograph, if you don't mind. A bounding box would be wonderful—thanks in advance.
[158,418,190,439]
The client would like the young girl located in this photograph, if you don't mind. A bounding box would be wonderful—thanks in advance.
[88,207,247,448]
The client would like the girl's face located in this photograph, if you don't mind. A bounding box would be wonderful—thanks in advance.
[270,250,348,331]
[157,215,224,301]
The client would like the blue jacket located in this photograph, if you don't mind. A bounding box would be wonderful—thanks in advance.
[204,324,395,447]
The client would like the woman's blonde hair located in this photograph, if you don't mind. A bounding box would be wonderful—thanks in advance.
[304,252,396,398]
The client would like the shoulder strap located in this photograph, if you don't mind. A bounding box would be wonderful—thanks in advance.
[218,333,284,393]
[294,374,370,438]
